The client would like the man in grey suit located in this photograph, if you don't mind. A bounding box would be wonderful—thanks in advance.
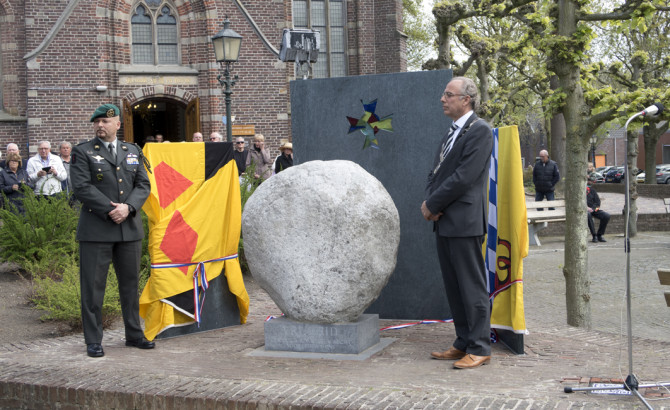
[71,104,154,357]
[421,77,493,369]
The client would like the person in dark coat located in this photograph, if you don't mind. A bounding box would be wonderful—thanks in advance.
[232,137,248,176]
[70,103,153,358]
[586,184,609,243]
[421,76,493,369]
[0,153,34,213]
[532,150,560,208]
[274,142,293,174]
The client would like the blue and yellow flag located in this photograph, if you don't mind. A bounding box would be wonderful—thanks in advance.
[139,142,249,340]
[485,126,528,334]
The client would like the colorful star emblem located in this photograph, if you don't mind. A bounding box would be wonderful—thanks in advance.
[346,99,393,149]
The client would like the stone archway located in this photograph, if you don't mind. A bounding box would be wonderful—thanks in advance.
[122,86,199,145]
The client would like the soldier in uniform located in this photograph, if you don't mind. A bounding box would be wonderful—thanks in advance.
[70,104,154,357]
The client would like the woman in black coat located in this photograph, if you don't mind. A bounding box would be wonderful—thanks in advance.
[0,153,34,213]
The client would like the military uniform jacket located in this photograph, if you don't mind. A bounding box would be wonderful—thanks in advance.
[71,137,150,242]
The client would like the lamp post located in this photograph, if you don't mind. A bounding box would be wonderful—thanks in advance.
[590,135,597,164]
[211,17,242,142]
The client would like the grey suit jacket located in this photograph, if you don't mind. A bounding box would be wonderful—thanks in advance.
[71,138,150,242]
[425,114,493,238]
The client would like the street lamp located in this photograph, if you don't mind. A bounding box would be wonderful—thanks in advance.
[589,135,597,164]
[211,17,242,142]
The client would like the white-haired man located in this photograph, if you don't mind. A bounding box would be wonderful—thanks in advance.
[0,143,26,169]
[27,140,67,197]
[209,132,223,142]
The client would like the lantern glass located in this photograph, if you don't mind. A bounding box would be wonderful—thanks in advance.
[212,20,242,63]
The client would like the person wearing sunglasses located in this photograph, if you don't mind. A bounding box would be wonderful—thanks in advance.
[233,137,248,176]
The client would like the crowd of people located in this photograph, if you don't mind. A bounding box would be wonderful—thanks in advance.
[0,141,73,213]
[191,131,293,183]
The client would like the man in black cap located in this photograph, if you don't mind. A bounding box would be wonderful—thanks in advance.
[70,103,154,357]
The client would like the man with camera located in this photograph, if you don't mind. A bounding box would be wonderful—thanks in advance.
[26,140,67,198]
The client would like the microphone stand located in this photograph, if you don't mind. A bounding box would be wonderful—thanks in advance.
[564,108,670,409]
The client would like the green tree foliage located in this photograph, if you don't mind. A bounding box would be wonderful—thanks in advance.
[404,0,437,71]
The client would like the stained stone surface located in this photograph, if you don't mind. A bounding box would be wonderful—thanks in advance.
[242,160,400,323]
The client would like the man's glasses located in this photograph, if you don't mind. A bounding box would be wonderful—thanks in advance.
[443,91,467,99]
[235,141,245,144]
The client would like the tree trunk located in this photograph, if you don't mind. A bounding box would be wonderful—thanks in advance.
[643,123,669,183]
[625,129,639,237]
[476,58,490,106]
[549,76,566,193]
[435,18,451,69]
[556,0,590,328]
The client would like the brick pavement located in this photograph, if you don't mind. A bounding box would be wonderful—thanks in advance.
[2,221,670,408]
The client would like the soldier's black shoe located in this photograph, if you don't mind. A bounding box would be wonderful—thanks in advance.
[592,236,598,243]
[597,236,607,242]
[125,338,155,349]
[86,343,104,357]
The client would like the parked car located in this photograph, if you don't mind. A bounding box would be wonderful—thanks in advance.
[596,166,615,175]
[636,172,646,183]
[656,165,670,184]
[589,171,605,183]
[605,166,625,183]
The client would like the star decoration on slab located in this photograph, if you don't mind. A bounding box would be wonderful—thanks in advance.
[346,99,393,150]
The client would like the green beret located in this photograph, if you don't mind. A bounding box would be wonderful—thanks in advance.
[90,104,120,122]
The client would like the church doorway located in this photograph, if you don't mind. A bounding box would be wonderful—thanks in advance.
[122,97,200,146]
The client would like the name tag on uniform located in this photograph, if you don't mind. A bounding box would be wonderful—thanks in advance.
[126,153,139,165]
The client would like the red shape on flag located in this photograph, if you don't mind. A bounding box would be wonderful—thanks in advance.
[154,161,193,208]
[160,211,198,275]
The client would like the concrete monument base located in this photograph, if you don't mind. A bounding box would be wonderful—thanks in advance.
[263,313,381,354]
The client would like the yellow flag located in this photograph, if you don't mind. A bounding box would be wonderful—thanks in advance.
[139,143,249,340]
[486,126,528,333]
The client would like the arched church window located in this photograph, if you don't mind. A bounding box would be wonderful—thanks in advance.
[131,2,179,65]
[293,0,347,78]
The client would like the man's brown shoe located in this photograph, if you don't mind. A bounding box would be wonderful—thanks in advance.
[430,347,466,360]
[453,354,490,369]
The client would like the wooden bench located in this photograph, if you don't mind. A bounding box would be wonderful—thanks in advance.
[526,199,566,246]
[658,269,670,307]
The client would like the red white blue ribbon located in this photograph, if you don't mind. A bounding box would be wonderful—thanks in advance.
[379,319,453,331]
[150,254,238,326]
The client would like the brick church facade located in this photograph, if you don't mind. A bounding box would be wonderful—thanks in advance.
[0,0,406,158]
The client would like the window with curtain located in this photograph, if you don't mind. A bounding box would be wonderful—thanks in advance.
[131,2,179,65]
[293,0,347,78]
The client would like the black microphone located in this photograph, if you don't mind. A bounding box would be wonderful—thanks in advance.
[641,103,664,116]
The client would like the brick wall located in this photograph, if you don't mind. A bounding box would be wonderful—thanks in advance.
[374,0,406,73]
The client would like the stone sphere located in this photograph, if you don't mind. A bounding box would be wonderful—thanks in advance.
[242,160,400,323]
